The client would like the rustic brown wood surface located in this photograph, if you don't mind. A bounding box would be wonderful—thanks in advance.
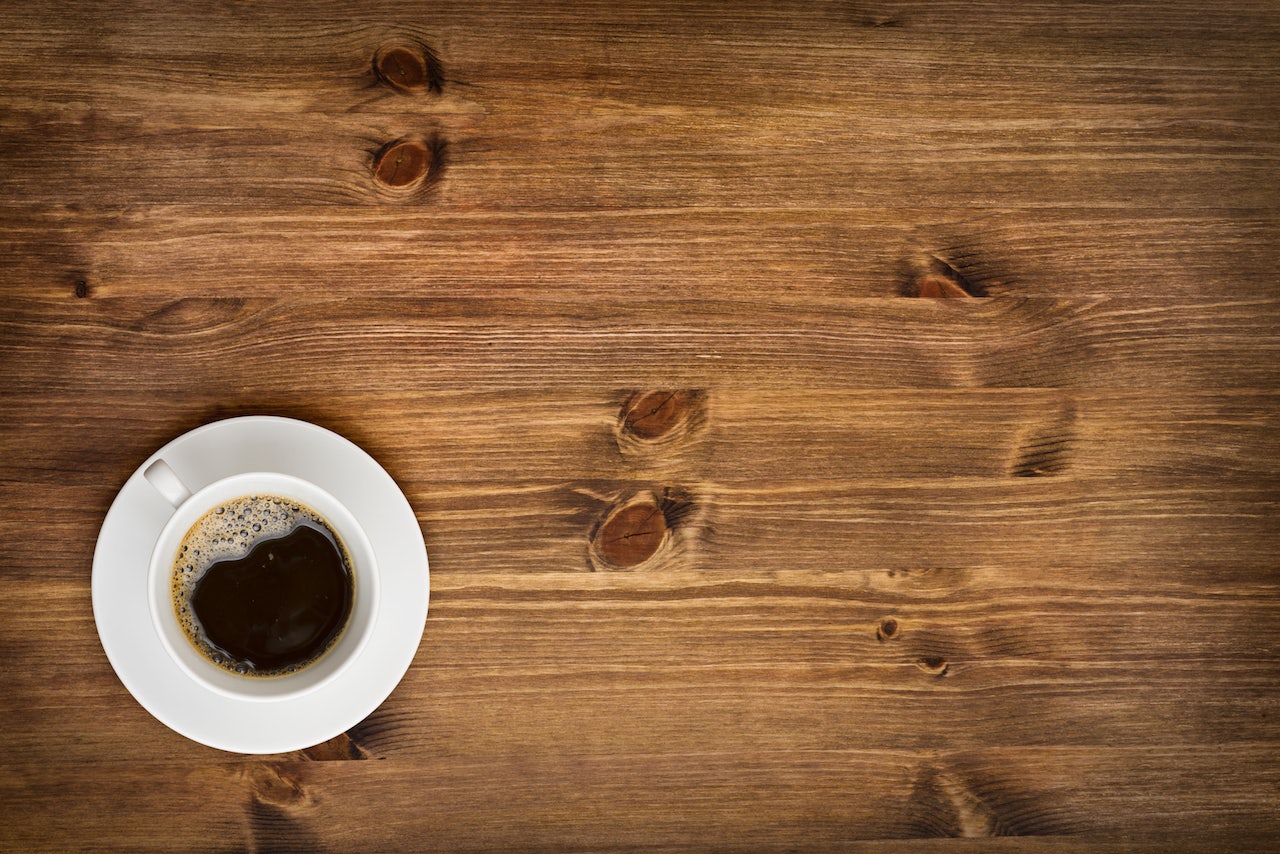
[2,0,1278,849]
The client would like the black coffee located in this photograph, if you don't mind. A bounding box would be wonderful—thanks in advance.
[172,495,354,677]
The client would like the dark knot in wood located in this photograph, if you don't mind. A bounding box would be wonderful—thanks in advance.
[876,617,900,642]
[594,497,668,568]
[373,139,432,188]
[375,46,428,92]
[913,273,972,298]
[903,253,990,298]
[373,42,444,94]
[621,390,696,440]
[916,656,950,677]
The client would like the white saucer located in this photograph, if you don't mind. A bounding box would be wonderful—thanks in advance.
[92,416,429,754]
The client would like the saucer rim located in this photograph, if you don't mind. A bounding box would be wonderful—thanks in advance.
[92,415,429,754]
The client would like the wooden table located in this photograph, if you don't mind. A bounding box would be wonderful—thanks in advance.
[2,1,1278,849]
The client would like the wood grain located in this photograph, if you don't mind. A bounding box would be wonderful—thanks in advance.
[4,747,1280,850]
[2,0,1278,850]
[2,296,1278,392]
[4,567,1278,764]
[4,389,1279,483]
[5,206,1278,301]
[1,2,1277,209]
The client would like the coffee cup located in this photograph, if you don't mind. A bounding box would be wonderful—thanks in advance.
[144,460,379,702]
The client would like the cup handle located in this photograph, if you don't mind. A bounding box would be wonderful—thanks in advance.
[143,459,193,508]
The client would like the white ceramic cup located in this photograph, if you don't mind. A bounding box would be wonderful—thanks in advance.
[144,460,379,702]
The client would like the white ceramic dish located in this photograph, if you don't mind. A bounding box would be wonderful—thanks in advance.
[92,416,429,753]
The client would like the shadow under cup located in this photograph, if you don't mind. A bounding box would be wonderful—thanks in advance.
[146,470,379,702]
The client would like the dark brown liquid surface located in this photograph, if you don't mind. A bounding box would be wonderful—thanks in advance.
[190,520,353,674]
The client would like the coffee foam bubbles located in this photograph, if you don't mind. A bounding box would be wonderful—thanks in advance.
[171,494,340,676]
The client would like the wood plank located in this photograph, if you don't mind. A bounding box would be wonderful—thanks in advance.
[4,207,1277,301]
[0,2,1275,208]
[3,747,1278,849]
[2,474,1276,576]
[3,568,1277,765]
[2,389,1277,486]
[2,296,1278,393]
[4,108,1274,209]
[9,654,1277,765]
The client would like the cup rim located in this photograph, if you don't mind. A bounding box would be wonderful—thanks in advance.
[147,471,380,703]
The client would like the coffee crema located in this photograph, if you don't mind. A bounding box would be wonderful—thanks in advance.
[171,494,354,678]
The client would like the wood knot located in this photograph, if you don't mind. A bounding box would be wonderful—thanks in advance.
[373,138,432,188]
[913,273,972,299]
[375,46,428,93]
[916,656,950,677]
[615,390,707,459]
[621,390,700,440]
[876,617,900,642]
[1009,400,1078,478]
[373,41,444,93]
[592,496,668,568]
[911,767,1004,838]
[903,253,988,298]
[73,278,88,298]
[298,731,371,761]
[243,763,310,809]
